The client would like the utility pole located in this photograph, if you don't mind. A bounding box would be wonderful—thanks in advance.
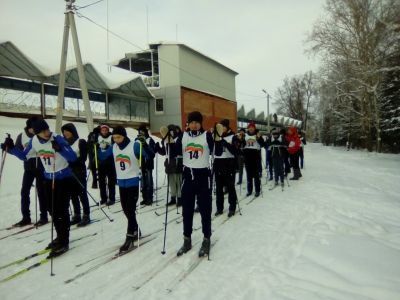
[262,89,270,132]
[55,0,94,134]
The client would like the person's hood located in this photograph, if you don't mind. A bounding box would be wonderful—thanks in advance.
[61,123,79,143]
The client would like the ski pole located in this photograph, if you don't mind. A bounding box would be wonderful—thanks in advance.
[236,196,242,216]
[0,133,11,189]
[70,172,113,222]
[34,156,39,228]
[50,154,56,276]
[155,153,159,206]
[161,141,170,255]
[137,141,143,248]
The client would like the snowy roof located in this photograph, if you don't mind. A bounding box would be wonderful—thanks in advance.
[0,41,46,81]
[46,63,154,100]
[149,41,239,75]
[0,41,154,100]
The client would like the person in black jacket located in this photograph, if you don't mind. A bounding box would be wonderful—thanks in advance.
[136,125,156,206]
[87,125,100,189]
[236,128,246,185]
[243,122,265,197]
[13,116,48,227]
[61,123,91,226]
[155,124,183,207]
[164,111,223,257]
[298,131,307,169]
[95,125,116,205]
[267,128,285,187]
[213,119,239,217]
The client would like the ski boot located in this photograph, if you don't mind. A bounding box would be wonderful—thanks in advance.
[70,215,81,225]
[227,211,235,218]
[177,236,192,256]
[77,215,91,227]
[214,210,223,217]
[34,218,48,227]
[13,218,32,227]
[167,196,176,206]
[119,234,135,253]
[47,243,69,258]
[46,237,59,250]
[198,238,210,257]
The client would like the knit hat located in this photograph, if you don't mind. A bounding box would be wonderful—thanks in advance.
[32,119,49,135]
[100,124,110,130]
[138,124,149,136]
[247,121,256,129]
[112,126,127,137]
[26,116,40,129]
[187,111,203,124]
[220,119,230,128]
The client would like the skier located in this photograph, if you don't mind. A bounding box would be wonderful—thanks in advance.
[286,127,302,180]
[87,125,100,189]
[235,128,246,185]
[243,121,265,197]
[165,111,222,257]
[136,125,156,206]
[2,119,77,257]
[213,119,239,217]
[280,128,291,177]
[95,124,116,205]
[12,116,48,227]
[267,128,285,188]
[155,124,183,207]
[61,123,91,226]
[298,131,307,169]
[265,132,273,181]
[103,126,151,253]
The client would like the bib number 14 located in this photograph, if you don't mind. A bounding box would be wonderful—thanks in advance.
[188,151,199,160]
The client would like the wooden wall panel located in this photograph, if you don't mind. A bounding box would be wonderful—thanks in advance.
[181,87,237,132]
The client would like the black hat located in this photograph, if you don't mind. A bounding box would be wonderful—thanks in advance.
[26,116,41,129]
[187,111,203,124]
[239,128,246,133]
[32,119,49,135]
[138,124,149,136]
[112,126,127,137]
[220,119,230,128]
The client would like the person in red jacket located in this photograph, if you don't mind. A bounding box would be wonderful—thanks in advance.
[286,127,302,180]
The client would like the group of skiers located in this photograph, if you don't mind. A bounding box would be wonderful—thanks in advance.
[0,111,306,259]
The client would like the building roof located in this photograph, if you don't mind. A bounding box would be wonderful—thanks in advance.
[0,41,46,81]
[0,41,154,100]
[150,41,239,75]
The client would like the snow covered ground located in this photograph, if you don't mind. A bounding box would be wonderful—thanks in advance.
[0,116,400,300]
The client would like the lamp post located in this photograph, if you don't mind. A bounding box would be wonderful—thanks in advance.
[262,89,270,132]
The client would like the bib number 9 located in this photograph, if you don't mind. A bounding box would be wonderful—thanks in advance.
[120,161,126,171]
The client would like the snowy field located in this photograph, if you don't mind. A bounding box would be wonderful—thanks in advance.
[0,116,400,300]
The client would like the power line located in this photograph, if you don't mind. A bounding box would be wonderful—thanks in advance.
[76,0,105,10]
[75,11,266,99]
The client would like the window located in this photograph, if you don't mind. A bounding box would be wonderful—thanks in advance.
[155,98,164,114]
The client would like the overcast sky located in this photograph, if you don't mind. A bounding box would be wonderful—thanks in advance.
[0,0,324,114]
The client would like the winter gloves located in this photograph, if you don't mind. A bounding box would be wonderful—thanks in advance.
[1,136,14,151]
[51,140,61,152]
[213,124,224,141]
[160,126,175,143]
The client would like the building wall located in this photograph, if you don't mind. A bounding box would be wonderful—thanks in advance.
[148,44,238,134]
[181,87,237,132]
[149,86,182,134]
[179,46,236,102]
[148,45,183,134]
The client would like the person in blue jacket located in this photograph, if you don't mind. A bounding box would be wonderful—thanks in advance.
[2,119,77,258]
[99,126,152,253]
